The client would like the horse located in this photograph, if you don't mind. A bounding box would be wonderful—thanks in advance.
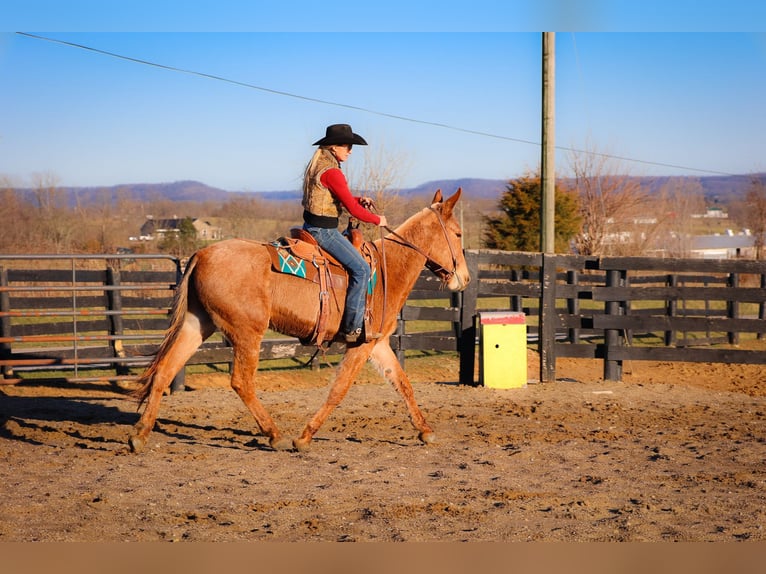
[128,188,470,453]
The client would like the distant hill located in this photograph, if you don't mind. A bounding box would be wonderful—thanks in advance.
[639,173,766,204]
[404,178,508,200]
[11,178,506,207]
[12,173,766,208]
[14,180,234,208]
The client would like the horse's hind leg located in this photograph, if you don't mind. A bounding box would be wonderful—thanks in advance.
[293,344,372,451]
[228,339,291,451]
[368,341,435,444]
[129,318,209,452]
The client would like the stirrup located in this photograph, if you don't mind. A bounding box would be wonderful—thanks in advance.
[344,328,363,344]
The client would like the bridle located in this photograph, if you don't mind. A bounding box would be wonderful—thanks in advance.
[382,205,460,285]
[347,203,462,341]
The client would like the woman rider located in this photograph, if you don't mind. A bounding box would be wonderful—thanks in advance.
[302,124,388,344]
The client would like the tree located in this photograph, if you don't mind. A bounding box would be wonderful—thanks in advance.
[483,172,581,253]
[212,195,303,241]
[30,172,78,253]
[0,176,28,252]
[655,178,707,257]
[158,217,201,257]
[346,141,410,240]
[568,145,650,256]
[743,177,766,259]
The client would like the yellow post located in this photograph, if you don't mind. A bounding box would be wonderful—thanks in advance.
[479,311,527,389]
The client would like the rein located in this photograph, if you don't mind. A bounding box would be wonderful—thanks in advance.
[362,203,460,340]
[382,206,459,283]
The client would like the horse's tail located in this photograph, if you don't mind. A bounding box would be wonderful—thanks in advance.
[129,253,199,407]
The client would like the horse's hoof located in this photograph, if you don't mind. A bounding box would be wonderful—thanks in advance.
[269,436,293,451]
[419,431,436,445]
[128,435,145,453]
[292,437,311,452]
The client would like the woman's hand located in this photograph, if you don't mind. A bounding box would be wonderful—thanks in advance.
[359,197,376,210]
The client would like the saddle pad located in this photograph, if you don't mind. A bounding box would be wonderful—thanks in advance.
[266,238,347,290]
[277,248,307,278]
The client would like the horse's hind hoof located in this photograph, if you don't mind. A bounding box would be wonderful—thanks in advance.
[128,435,145,453]
[269,437,293,451]
[292,437,311,452]
[419,431,436,445]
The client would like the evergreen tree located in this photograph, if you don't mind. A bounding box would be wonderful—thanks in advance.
[159,217,200,257]
[483,172,581,253]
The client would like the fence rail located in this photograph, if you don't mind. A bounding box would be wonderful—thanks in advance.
[0,254,182,385]
[2,249,766,387]
[457,250,766,383]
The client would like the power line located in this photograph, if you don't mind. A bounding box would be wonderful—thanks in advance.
[16,32,738,178]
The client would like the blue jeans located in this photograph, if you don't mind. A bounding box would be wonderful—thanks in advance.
[303,224,370,334]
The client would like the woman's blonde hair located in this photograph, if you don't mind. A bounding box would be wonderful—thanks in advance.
[302,146,337,193]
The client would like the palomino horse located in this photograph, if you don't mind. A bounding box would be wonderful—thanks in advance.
[129,188,470,452]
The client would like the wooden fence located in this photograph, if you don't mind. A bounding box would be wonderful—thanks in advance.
[0,254,349,389]
[457,250,766,383]
[2,250,766,388]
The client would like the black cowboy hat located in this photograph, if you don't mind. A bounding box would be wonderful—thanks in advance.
[312,124,368,146]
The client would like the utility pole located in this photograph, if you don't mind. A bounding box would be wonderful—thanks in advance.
[541,32,555,253]
[539,32,556,383]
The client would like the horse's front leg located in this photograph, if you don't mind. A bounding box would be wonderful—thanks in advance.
[369,341,435,445]
[293,344,372,451]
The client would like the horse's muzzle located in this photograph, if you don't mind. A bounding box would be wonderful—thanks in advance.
[447,270,470,292]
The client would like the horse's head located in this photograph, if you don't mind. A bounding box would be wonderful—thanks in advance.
[425,188,471,291]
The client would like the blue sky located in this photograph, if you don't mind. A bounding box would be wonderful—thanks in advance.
[2,2,765,192]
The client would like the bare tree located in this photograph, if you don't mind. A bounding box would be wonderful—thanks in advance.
[654,178,707,257]
[346,141,410,239]
[28,172,81,253]
[568,145,651,256]
[0,175,27,252]
[31,171,60,216]
[743,177,766,259]
[212,195,302,241]
[80,188,123,253]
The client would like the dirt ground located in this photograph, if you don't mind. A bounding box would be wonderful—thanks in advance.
[1,345,765,542]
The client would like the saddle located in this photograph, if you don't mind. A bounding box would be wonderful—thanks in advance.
[265,226,377,346]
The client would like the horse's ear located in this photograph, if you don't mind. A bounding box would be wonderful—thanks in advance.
[431,189,443,205]
[442,187,462,217]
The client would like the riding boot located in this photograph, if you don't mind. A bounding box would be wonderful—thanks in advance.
[344,328,363,344]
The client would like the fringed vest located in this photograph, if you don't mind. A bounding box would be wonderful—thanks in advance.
[302,148,342,228]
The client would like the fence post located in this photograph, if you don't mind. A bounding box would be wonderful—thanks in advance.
[106,265,129,376]
[170,257,186,392]
[760,273,766,340]
[458,251,479,385]
[510,268,522,312]
[665,274,677,346]
[0,267,12,379]
[727,272,740,345]
[567,269,580,344]
[538,253,556,382]
[603,268,624,381]
[623,272,633,345]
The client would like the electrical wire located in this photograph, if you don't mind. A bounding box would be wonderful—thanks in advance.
[16,32,740,177]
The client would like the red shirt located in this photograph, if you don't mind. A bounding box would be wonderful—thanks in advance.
[320,168,381,225]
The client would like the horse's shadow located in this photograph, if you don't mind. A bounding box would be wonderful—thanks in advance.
[0,392,136,450]
[147,415,277,451]
[0,390,274,452]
